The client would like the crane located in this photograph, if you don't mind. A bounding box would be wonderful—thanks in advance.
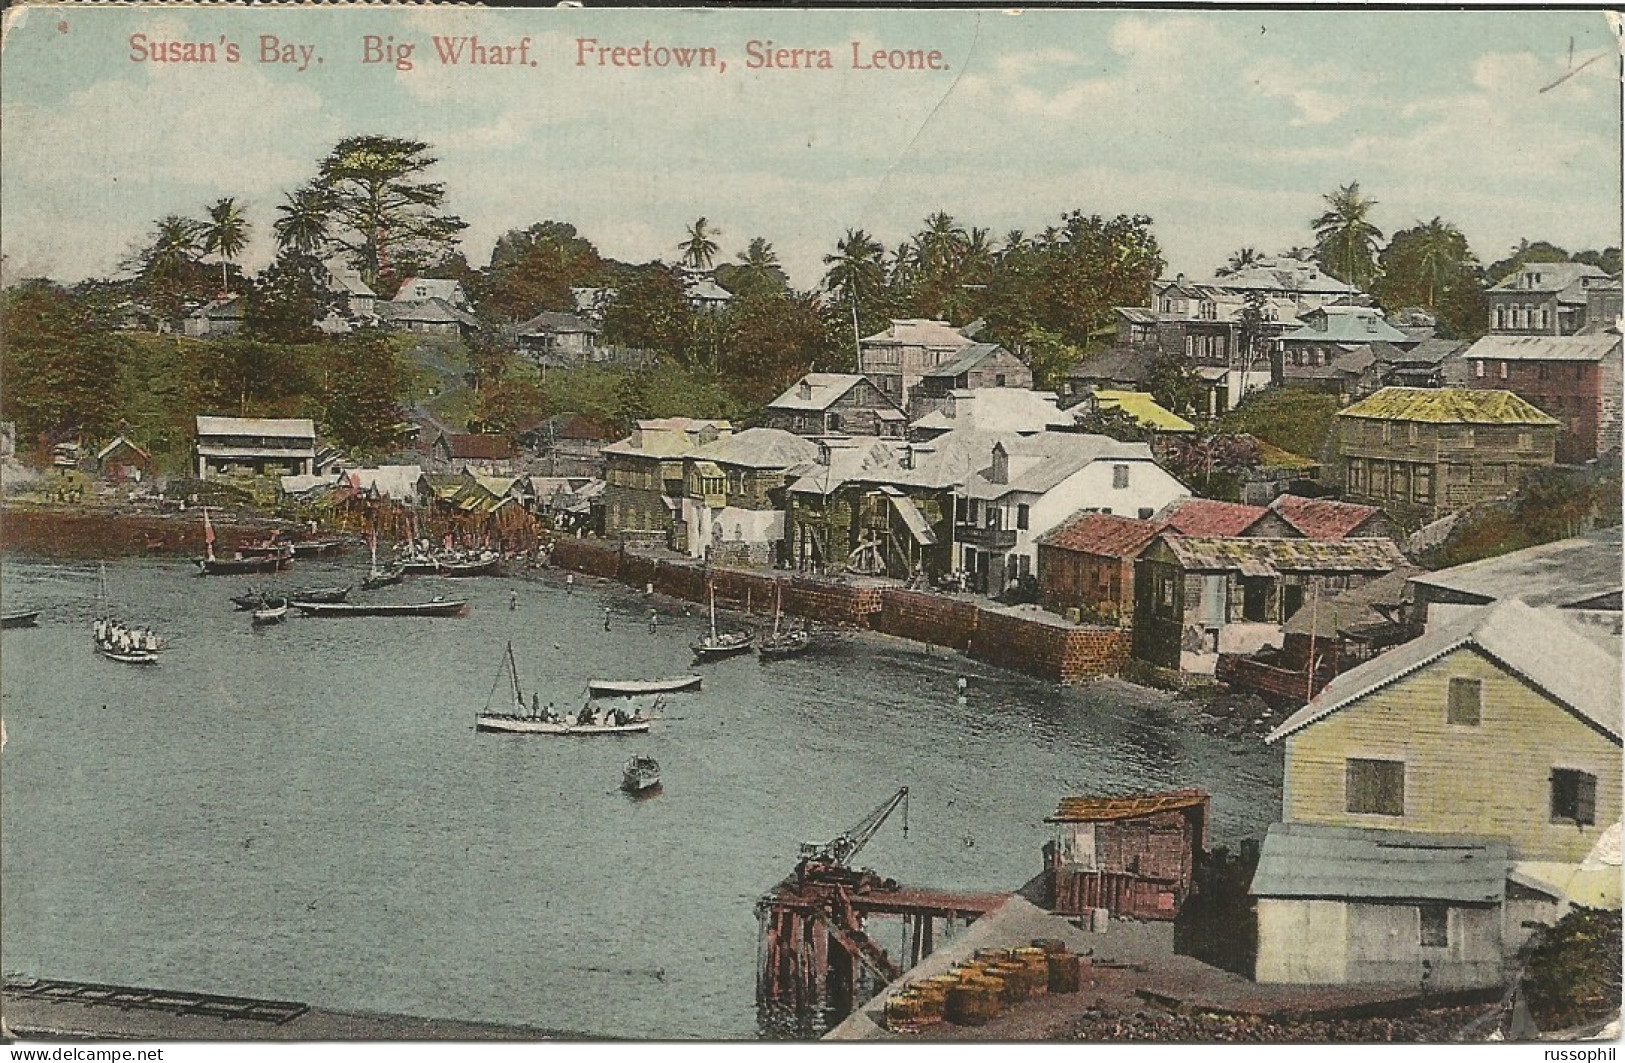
[795,787,908,890]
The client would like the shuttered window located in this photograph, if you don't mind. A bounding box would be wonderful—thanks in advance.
[1346,758,1405,816]
[1551,769,1598,826]
[1419,904,1450,947]
[1447,677,1482,726]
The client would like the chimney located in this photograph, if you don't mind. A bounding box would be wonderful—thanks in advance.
[798,378,813,401]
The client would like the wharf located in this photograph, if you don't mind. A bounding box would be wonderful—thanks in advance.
[1,979,582,1042]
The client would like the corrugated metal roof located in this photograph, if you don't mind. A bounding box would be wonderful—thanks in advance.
[1047,788,1209,823]
[1463,334,1621,363]
[922,342,1011,379]
[889,494,939,546]
[1092,391,1196,432]
[1157,534,1407,575]
[1269,495,1383,541]
[860,318,974,348]
[515,310,598,335]
[1490,263,1609,294]
[1269,598,1623,744]
[1250,823,1508,903]
[1038,512,1162,557]
[690,427,819,469]
[912,389,1073,437]
[1408,527,1622,609]
[196,416,316,439]
[1338,387,1560,425]
[1279,307,1408,345]
[768,373,867,411]
[1281,566,1421,637]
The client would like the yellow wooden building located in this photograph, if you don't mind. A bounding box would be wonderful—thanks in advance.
[1266,598,1620,864]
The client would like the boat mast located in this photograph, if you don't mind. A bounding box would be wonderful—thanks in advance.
[506,640,524,712]
[202,506,217,562]
[773,583,783,638]
[709,581,718,640]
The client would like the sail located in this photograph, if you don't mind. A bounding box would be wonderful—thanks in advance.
[203,507,217,561]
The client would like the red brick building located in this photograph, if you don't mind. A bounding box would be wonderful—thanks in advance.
[1460,334,1623,463]
[1037,513,1162,622]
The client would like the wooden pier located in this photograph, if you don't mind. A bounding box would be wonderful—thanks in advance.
[756,879,1010,1019]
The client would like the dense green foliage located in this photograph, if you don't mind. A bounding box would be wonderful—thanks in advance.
[1519,907,1621,1034]
[1425,464,1622,569]
[1371,218,1487,339]
[1218,387,1342,466]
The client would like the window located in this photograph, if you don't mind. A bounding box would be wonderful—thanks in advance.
[1382,422,1393,444]
[995,373,1007,387]
[1492,308,1504,330]
[1474,359,1485,378]
[1016,504,1030,531]
[1346,758,1405,816]
[1447,677,1481,725]
[1407,423,1419,445]
[1551,769,1597,825]
[1348,459,1365,493]
[1499,361,1509,379]
[1518,431,1533,451]
[1112,464,1130,489]
[1138,507,1154,520]
[1420,904,1450,948]
[1414,465,1433,504]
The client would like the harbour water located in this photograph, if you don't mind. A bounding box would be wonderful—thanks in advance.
[0,556,1282,1039]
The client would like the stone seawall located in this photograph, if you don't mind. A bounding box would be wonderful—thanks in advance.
[1,505,292,559]
[545,537,1127,685]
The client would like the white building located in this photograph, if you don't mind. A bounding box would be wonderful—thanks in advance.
[958,432,1189,595]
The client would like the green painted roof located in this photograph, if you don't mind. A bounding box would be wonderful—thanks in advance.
[1337,387,1560,425]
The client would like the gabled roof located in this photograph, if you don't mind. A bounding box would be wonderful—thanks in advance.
[1184,259,1358,297]
[912,389,1072,436]
[689,427,819,470]
[1037,512,1162,558]
[967,433,1156,500]
[1250,823,1508,904]
[1463,334,1621,363]
[685,278,733,302]
[1281,566,1421,637]
[515,310,599,335]
[1155,497,1271,537]
[1490,262,1609,295]
[394,277,466,304]
[1268,495,1384,541]
[442,434,514,461]
[861,318,975,349]
[922,343,1017,379]
[96,435,150,462]
[196,416,315,439]
[1069,346,1157,385]
[1408,527,1622,610]
[325,263,375,298]
[768,373,868,412]
[347,464,424,500]
[1046,789,1208,824]
[1279,307,1408,345]
[382,298,478,327]
[1091,390,1196,432]
[602,419,731,459]
[1154,534,1407,577]
[190,294,245,320]
[1268,599,1622,744]
[1338,387,1560,425]
[1115,306,1159,326]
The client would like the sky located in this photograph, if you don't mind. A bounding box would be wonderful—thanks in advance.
[2,6,1621,291]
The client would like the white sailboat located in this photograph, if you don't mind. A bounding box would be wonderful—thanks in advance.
[92,563,160,665]
[476,642,652,735]
[691,582,753,661]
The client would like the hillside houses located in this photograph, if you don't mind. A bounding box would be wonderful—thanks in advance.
[857,318,977,409]
[911,389,1074,441]
[1486,262,1613,336]
[602,418,731,546]
[676,428,818,564]
[764,374,906,438]
[909,343,1032,419]
[1460,334,1623,463]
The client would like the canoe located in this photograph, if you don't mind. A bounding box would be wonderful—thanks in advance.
[290,538,348,556]
[251,600,289,626]
[435,557,502,578]
[293,599,469,618]
[587,676,702,697]
[476,716,651,735]
[197,554,289,576]
[361,567,405,590]
[1,611,40,629]
[287,585,350,604]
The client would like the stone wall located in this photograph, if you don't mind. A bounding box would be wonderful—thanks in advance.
[970,609,1131,683]
[875,589,981,650]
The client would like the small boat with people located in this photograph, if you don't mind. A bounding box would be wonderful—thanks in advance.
[290,537,348,557]
[287,585,350,604]
[93,563,161,665]
[758,585,812,662]
[692,583,754,662]
[293,597,469,618]
[477,643,656,735]
[622,755,662,795]
[1,610,40,629]
[196,509,291,575]
[587,676,702,697]
[251,599,289,626]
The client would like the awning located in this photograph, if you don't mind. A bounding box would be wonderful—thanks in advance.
[889,494,939,546]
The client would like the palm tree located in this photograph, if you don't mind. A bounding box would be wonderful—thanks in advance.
[1410,217,1469,310]
[679,217,720,271]
[272,187,331,257]
[1218,247,1261,276]
[1313,182,1384,290]
[821,228,885,306]
[147,214,205,276]
[201,198,250,293]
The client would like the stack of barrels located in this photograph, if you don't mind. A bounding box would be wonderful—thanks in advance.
[885,938,1087,1032]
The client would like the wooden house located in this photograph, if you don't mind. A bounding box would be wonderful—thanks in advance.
[602,418,731,547]
[515,311,599,361]
[676,428,817,565]
[1036,512,1161,623]
[1132,534,1408,671]
[432,433,517,475]
[194,416,316,480]
[763,373,906,438]
[1044,790,1209,921]
[1337,387,1559,521]
[909,343,1033,419]
[857,318,976,409]
[95,436,152,484]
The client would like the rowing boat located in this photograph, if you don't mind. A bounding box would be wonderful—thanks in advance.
[587,676,702,697]
[292,599,468,618]
[1,610,40,629]
[251,599,289,626]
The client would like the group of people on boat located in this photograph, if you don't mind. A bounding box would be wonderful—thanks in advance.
[94,618,159,654]
[520,692,650,728]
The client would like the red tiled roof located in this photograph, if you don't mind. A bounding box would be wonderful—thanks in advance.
[1157,498,1270,537]
[1269,494,1382,541]
[1047,788,1210,823]
[1037,512,1161,558]
[445,433,514,460]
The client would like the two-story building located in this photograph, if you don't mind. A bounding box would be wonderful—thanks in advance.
[1337,387,1559,521]
[910,388,1075,441]
[1486,262,1612,336]
[908,343,1033,419]
[393,277,470,309]
[1276,306,1412,383]
[1253,598,1621,986]
[857,319,976,409]
[602,418,731,546]
[676,428,817,565]
[763,373,906,438]
[785,435,949,578]
[515,311,599,362]
[1459,334,1623,463]
[194,416,316,480]
[960,433,1189,596]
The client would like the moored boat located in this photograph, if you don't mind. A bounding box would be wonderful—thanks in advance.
[198,553,290,576]
[251,599,289,626]
[758,627,812,662]
[290,537,347,557]
[692,582,754,661]
[1,610,40,629]
[286,585,350,604]
[622,755,662,795]
[293,598,468,618]
[587,676,702,697]
[361,566,406,590]
[435,556,502,577]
